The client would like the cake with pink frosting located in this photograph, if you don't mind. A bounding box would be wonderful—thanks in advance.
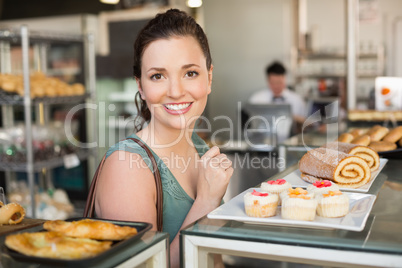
[244,189,278,218]
[307,180,340,195]
[261,179,292,205]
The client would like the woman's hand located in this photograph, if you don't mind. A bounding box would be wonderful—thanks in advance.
[196,146,233,208]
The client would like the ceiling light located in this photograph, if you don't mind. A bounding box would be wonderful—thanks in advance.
[100,0,120,4]
[187,0,202,8]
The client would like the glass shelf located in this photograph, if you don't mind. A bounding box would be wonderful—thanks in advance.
[0,91,89,105]
[0,149,93,172]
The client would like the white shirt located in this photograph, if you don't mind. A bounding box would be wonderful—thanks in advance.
[249,88,307,117]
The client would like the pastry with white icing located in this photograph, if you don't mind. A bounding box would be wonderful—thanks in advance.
[244,189,278,218]
[261,179,292,205]
[281,188,317,221]
[316,190,349,218]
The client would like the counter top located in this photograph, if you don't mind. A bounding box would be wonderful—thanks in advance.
[181,149,402,267]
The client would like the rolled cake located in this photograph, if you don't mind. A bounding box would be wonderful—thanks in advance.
[299,148,371,189]
[322,141,380,172]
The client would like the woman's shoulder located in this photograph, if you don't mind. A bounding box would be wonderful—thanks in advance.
[104,134,163,174]
[105,135,147,159]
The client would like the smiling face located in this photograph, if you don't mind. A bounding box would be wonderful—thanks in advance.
[137,36,213,131]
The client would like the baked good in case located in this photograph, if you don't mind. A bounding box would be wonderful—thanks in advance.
[5,231,112,260]
[260,179,291,205]
[349,128,366,138]
[299,148,371,189]
[316,190,349,218]
[337,133,354,143]
[382,126,402,143]
[0,201,25,225]
[307,180,340,195]
[323,141,380,172]
[366,125,389,142]
[369,141,397,152]
[244,189,278,218]
[351,135,371,146]
[281,188,317,221]
[43,219,138,241]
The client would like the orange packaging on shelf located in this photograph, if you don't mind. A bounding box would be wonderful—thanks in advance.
[375,77,402,111]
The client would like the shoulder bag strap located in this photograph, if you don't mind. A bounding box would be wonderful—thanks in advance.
[83,138,164,231]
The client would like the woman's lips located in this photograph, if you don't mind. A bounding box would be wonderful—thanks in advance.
[163,102,193,115]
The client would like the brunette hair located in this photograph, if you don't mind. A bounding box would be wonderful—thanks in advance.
[265,61,286,76]
[133,9,212,132]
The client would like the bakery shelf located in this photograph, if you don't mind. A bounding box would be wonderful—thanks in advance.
[0,91,90,105]
[0,29,83,44]
[0,25,97,218]
[296,73,380,79]
[298,51,380,60]
[0,149,93,172]
[347,110,402,123]
[46,67,81,76]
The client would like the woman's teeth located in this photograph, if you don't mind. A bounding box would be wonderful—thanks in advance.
[165,103,191,111]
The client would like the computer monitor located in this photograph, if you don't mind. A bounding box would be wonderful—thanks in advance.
[241,103,293,145]
[305,97,339,124]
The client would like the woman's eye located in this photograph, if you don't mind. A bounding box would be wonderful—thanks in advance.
[151,73,163,80]
[186,71,198,78]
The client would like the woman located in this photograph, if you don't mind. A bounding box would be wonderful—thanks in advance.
[95,9,233,267]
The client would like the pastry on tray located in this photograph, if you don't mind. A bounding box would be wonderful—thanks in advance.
[307,180,340,195]
[260,179,291,205]
[315,190,349,218]
[280,188,317,221]
[336,125,402,153]
[5,231,112,260]
[299,147,371,189]
[369,141,397,152]
[244,189,278,218]
[382,126,402,143]
[337,133,354,143]
[350,135,371,146]
[0,201,25,225]
[43,219,138,241]
[366,125,389,142]
[322,141,380,172]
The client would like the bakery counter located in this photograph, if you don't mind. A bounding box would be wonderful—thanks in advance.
[180,149,402,267]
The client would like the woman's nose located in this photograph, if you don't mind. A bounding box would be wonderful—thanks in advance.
[167,78,185,98]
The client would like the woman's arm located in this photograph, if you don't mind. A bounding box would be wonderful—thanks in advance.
[95,151,158,228]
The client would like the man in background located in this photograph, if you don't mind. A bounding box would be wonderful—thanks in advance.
[249,61,306,127]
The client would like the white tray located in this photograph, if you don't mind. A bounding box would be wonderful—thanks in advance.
[208,188,376,231]
[283,158,388,193]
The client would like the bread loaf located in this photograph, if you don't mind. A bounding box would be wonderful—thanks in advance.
[382,126,402,143]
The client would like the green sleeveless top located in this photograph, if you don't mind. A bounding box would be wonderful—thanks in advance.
[105,132,210,243]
